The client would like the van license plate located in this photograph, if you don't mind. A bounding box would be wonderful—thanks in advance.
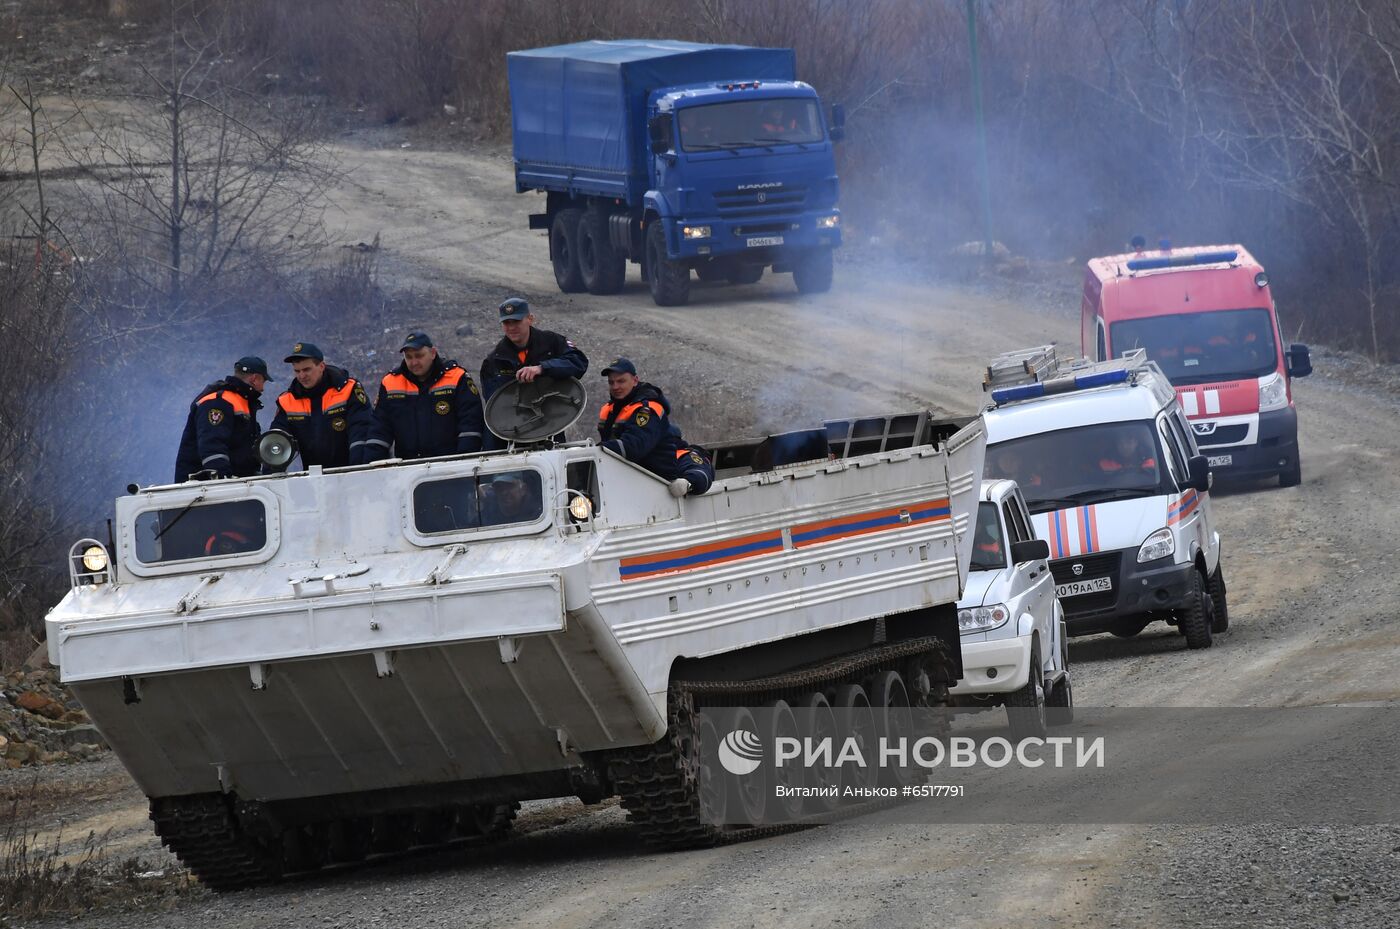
[1056,577,1113,599]
[746,236,783,247]
[1208,454,1232,467]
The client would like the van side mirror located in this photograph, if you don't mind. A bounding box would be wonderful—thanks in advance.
[1287,343,1312,378]
[648,114,673,155]
[1011,539,1049,564]
[1187,455,1212,493]
[829,103,846,142]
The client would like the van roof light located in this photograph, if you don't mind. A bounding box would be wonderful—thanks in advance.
[1124,249,1238,272]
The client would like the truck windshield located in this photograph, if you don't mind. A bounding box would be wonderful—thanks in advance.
[971,503,1007,570]
[1111,308,1277,386]
[134,499,267,564]
[678,98,823,152]
[985,421,1171,515]
[414,469,545,534]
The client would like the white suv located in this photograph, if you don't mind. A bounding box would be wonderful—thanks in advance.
[950,479,1072,738]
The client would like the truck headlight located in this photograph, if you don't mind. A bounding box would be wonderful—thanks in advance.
[817,215,840,229]
[82,545,109,573]
[1137,528,1175,563]
[568,495,593,521]
[958,603,1010,633]
[1258,371,1288,412]
[682,225,711,240]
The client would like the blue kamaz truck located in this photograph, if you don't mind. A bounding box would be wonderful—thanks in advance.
[508,40,844,306]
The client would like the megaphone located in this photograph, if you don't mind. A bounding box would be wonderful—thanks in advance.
[257,429,298,470]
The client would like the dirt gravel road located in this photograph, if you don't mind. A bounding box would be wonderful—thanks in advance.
[9,129,1400,928]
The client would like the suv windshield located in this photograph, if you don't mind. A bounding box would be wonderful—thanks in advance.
[1111,308,1277,386]
[971,502,1007,570]
[985,421,1172,515]
[678,98,823,152]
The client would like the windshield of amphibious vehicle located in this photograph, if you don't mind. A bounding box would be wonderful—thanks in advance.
[985,421,1171,515]
[1111,308,1277,386]
[134,498,267,564]
[678,97,823,151]
[413,468,545,534]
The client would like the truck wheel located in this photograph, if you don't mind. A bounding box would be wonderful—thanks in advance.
[645,221,690,306]
[1209,565,1230,633]
[1046,675,1074,727]
[792,248,834,294]
[551,209,585,293]
[728,264,764,285]
[867,670,917,787]
[1004,643,1047,740]
[833,684,878,793]
[1279,457,1302,487]
[577,209,626,295]
[1177,569,1215,649]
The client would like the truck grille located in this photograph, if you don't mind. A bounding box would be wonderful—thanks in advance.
[1050,551,1121,615]
[1197,424,1249,446]
[714,186,807,217]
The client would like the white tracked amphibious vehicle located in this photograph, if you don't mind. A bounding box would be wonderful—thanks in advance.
[45,379,985,889]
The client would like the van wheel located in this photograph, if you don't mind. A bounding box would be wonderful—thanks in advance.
[1178,569,1215,649]
[645,221,690,306]
[1004,643,1047,739]
[577,209,626,295]
[1208,565,1229,633]
[1279,458,1302,487]
[550,209,585,293]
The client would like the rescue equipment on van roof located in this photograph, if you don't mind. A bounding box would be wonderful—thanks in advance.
[985,346,1150,407]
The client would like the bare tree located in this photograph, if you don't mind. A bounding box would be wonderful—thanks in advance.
[55,0,338,315]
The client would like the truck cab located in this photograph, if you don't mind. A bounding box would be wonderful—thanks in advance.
[1082,245,1312,486]
[981,347,1228,648]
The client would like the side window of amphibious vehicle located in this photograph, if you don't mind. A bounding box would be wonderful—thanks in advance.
[413,469,544,535]
[134,499,268,564]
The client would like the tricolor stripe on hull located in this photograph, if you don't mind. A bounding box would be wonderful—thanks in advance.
[618,498,951,582]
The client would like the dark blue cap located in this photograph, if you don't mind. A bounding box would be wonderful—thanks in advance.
[283,341,324,363]
[498,297,530,321]
[601,357,636,377]
[235,356,274,380]
[400,331,434,351]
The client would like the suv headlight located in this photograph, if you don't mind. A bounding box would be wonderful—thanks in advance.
[958,603,1010,633]
[682,225,711,240]
[1258,371,1289,412]
[1137,527,1175,563]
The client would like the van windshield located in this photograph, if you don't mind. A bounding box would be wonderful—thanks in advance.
[1110,308,1277,386]
[985,421,1172,515]
[678,98,824,152]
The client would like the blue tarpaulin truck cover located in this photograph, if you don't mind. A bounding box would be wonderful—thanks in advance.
[508,40,796,203]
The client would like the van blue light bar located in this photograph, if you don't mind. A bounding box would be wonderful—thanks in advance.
[1125,250,1238,272]
[990,383,1046,404]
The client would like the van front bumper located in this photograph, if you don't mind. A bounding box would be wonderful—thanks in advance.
[1053,550,1195,636]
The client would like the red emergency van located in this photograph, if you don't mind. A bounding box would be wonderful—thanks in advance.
[1082,244,1312,486]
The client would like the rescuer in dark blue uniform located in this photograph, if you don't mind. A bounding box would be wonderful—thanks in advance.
[597,358,714,496]
[365,331,485,461]
[269,342,372,469]
[479,297,588,450]
[174,356,270,482]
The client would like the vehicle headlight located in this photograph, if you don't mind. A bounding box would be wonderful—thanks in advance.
[1137,527,1175,563]
[682,225,711,240]
[568,495,593,521]
[1258,371,1289,412]
[81,545,109,573]
[957,603,1010,633]
[817,214,840,229]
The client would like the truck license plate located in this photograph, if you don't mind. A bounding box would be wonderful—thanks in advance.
[746,236,783,247]
[1208,454,1233,467]
[1056,577,1113,599]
